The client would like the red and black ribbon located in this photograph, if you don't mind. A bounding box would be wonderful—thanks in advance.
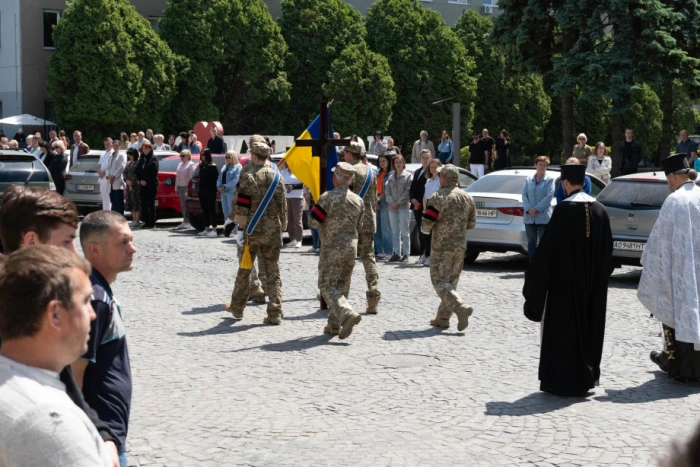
[311,205,327,223]
[423,207,439,222]
[236,193,252,208]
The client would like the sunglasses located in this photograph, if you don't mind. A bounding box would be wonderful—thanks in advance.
[180,155,186,158]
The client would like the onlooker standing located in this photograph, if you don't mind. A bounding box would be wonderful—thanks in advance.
[152,134,170,151]
[45,142,68,195]
[522,156,555,262]
[303,185,320,253]
[59,130,69,149]
[74,211,136,467]
[0,246,114,467]
[556,158,592,203]
[184,133,202,154]
[145,129,154,144]
[135,142,159,229]
[49,130,58,144]
[494,129,511,171]
[120,132,130,148]
[30,135,43,158]
[8,139,18,149]
[278,160,304,248]
[410,149,431,264]
[572,133,593,165]
[69,131,90,167]
[107,140,126,215]
[174,150,196,230]
[51,140,70,176]
[13,128,26,148]
[98,138,114,212]
[128,133,139,149]
[369,131,387,156]
[207,126,225,154]
[619,128,642,175]
[385,154,413,262]
[468,131,485,177]
[123,148,142,228]
[174,132,188,152]
[385,138,397,156]
[197,149,219,237]
[374,153,393,259]
[134,132,146,150]
[217,150,241,226]
[676,130,698,167]
[411,130,436,163]
[167,135,176,150]
[437,130,454,164]
[481,129,495,172]
[421,158,443,267]
[587,142,613,184]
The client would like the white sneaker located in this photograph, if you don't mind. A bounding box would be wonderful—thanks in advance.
[423,258,431,266]
[415,255,425,264]
[182,223,193,230]
[286,240,298,248]
[294,241,302,248]
[307,247,317,253]
[207,230,218,238]
[175,222,186,230]
[315,248,321,253]
[198,231,209,237]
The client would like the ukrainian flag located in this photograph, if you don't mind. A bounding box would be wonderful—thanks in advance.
[283,112,338,202]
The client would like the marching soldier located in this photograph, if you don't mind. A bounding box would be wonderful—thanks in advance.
[344,141,382,314]
[421,164,476,331]
[309,162,364,339]
[225,141,287,324]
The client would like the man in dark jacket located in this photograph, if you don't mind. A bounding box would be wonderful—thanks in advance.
[619,128,642,175]
[206,126,226,154]
[409,149,431,263]
[0,185,120,467]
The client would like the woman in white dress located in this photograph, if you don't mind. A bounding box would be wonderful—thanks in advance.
[587,142,613,184]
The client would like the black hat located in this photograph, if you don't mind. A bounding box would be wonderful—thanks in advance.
[662,153,690,175]
[560,164,586,185]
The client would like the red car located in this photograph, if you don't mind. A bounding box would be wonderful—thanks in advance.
[155,154,201,217]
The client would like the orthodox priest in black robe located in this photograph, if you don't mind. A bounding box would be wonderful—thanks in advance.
[523,164,613,397]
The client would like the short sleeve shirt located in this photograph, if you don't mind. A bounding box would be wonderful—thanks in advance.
[481,137,495,158]
[469,141,484,164]
[81,269,132,452]
[676,140,698,158]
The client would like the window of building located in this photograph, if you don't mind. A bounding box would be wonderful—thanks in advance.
[482,0,499,5]
[43,11,61,49]
[149,17,161,33]
[449,0,471,4]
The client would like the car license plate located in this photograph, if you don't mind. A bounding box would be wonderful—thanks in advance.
[76,184,95,192]
[614,241,645,252]
[476,208,497,218]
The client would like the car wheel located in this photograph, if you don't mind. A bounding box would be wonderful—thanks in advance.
[189,215,206,231]
[464,250,480,265]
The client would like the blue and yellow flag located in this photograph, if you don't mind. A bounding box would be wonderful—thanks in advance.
[283,112,338,201]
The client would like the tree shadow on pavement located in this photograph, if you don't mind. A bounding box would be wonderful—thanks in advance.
[284,310,327,321]
[593,371,700,403]
[177,318,264,337]
[607,269,642,290]
[182,305,224,315]
[225,334,350,353]
[382,328,465,341]
[465,254,529,274]
[485,391,587,416]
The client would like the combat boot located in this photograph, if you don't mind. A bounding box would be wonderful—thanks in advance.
[456,305,473,332]
[430,317,450,329]
[248,286,266,303]
[225,301,244,319]
[323,324,340,335]
[339,312,362,340]
[263,315,282,325]
[365,298,380,315]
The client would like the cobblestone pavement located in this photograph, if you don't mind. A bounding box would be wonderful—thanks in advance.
[114,223,700,466]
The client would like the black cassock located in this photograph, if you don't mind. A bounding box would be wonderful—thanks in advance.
[523,192,613,396]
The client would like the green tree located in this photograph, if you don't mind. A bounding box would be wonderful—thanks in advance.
[453,10,550,160]
[279,0,365,132]
[366,0,476,152]
[160,0,290,134]
[322,42,395,139]
[47,0,178,144]
[622,84,662,163]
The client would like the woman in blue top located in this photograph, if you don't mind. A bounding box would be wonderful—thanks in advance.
[522,156,555,262]
[217,150,242,222]
[437,130,454,164]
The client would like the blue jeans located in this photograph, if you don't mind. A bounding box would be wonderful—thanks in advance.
[221,191,234,221]
[525,224,547,262]
[389,208,411,256]
[119,451,127,467]
[438,152,453,164]
[377,199,393,254]
[110,189,124,215]
[311,226,320,249]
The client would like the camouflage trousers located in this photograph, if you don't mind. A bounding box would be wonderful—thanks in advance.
[230,236,281,318]
[319,251,356,331]
[236,244,267,295]
[430,249,468,322]
[358,232,381,305]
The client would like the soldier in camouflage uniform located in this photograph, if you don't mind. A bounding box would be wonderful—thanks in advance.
[225,141,287,324]
[344,141,382,314]
[309,162,364,339]
[421,164,477,331]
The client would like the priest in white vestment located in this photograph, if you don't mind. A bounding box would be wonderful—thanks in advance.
[639,153,700,383]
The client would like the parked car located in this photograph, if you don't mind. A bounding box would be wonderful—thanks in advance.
[0,150,55,199]
[153,150,179,161]
[405,163,478,254]
[463,167,606,264]
[156,154,201,217]
[64,150,103,213]
[597,171,700,268]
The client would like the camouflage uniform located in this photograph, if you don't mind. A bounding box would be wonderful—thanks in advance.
[346,142,382,314]
[421,165,477,331]
[226,142,287,324]
[309,162,364,339]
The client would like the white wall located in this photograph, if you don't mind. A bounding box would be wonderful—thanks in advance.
[0,0,22,135]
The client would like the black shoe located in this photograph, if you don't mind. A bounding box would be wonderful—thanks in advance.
[388,254,400,263]
[224,222,236,238]
[650,350,662,366]
[399,256,408,262]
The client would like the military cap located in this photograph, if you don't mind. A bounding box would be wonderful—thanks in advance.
[249,134,266,146]
[344,141,363,155]
[332,161,356,180]
[439,164,459,183]
[662,153,690,175]
[250,141,270,157]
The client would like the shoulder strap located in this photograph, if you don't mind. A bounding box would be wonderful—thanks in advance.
[359,166,374,199]
[246,168,281,236]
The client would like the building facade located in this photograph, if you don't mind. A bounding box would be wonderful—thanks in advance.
[0,0,496,131]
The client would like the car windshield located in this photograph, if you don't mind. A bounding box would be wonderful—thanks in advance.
[466,174,528,194]
[71,157,100,173]
[0,156,49,182]
[597,179,671,210]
